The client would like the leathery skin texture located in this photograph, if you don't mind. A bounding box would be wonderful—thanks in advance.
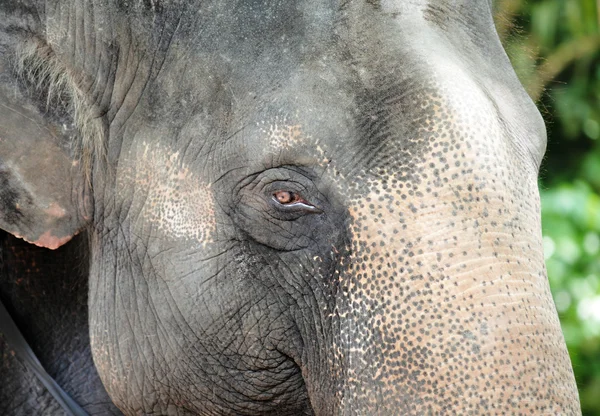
[0,0,581,415]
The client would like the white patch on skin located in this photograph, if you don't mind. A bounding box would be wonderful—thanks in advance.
[259,116,334,166]
[262,120,305,151]
[118,142,216,244]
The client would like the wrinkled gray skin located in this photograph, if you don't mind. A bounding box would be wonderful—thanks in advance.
[0,0,582,414]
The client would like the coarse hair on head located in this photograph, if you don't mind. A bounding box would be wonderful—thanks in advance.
[13,36,106,182]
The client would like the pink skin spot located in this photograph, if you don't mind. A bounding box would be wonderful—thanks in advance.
[14,230,75,250]
[44,202,67,218]
[32,231,74,250]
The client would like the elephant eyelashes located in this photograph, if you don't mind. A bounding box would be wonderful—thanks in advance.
[272,190,321,213]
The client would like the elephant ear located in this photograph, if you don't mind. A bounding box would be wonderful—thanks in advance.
[0,88,91,250]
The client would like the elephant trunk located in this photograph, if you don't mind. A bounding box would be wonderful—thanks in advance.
[315,195,580,414]
[304,72,580,414]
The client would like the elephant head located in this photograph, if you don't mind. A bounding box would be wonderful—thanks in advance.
[0,0,581,414]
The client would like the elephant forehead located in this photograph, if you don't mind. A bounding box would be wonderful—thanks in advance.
[116,141,216,243]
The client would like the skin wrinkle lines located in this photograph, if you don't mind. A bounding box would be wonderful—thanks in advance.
[0,1,582,414]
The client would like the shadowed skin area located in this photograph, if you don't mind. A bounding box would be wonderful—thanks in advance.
[0,0,581,415]
[0,231,121,415]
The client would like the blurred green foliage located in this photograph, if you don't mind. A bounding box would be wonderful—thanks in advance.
[495,0,600,413]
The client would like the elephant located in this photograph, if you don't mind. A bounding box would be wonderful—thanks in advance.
[0,0,581,414]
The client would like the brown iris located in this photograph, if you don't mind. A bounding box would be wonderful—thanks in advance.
[273,190,301,205]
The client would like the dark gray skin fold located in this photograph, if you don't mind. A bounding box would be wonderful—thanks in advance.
[0,0,581,415]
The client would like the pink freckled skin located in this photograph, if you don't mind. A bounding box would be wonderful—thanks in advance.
[118,143,217,243]
[44,202,67,218]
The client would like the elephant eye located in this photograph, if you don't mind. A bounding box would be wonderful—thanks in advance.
[272,190,321,213]
[273,190,302,204]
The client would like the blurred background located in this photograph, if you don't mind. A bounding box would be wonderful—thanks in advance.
[493,0,600,413]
